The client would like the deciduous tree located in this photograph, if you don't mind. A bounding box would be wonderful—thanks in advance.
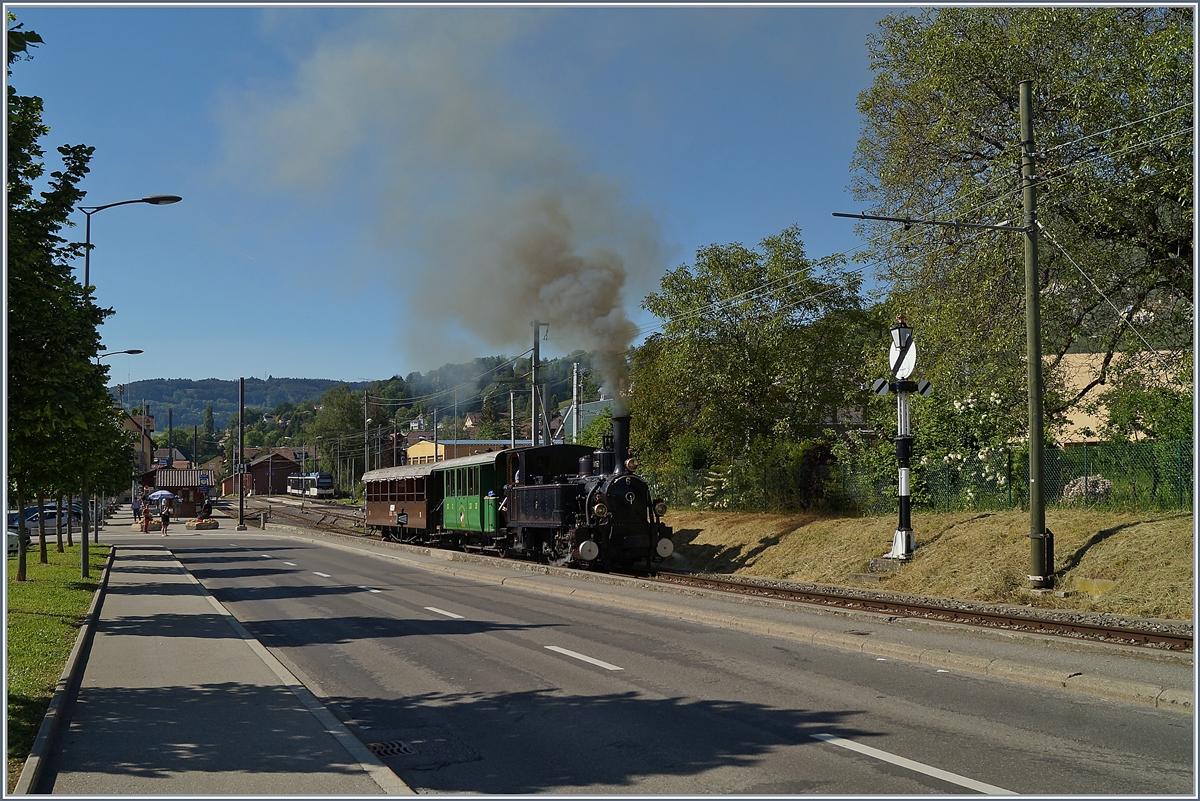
[631,225,871,470]
[851,8,1192,433]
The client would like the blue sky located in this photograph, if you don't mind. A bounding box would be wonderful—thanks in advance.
[9,4,895,386]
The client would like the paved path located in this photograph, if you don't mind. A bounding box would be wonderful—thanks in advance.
[34,504,409,795]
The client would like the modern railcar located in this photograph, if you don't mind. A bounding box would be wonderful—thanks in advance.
[286,472,335,498]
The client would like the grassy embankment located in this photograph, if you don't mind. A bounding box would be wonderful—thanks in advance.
[6,544,110,793]
[664,509,1194,621]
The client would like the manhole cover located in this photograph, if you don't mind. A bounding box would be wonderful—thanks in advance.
[368,740,416,756]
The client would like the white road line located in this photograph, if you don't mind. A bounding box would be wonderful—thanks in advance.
[261,554,272,558]
[313,572,332,578]
[424,607,463,619]
[810,733,1015,795]
[544,646,623,671]
[284,562,297,566]
[359,586,382,593]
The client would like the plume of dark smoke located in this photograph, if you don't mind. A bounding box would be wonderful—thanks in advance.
[223,10,658,405]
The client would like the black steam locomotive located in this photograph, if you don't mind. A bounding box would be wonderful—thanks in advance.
[362,414,673,570]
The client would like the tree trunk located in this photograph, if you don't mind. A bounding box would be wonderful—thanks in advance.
[16,479,27,581]
[37,489,48,564]
[55,492,65,553]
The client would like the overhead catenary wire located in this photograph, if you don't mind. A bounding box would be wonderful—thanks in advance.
[1036,222,1181,376]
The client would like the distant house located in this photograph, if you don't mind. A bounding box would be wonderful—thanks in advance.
[153,447,189,469]
[244,452,300,496]
[198,453,227,475]
[120,410,156,475]
[405,439,529,465]
[462,411,483,431]
[409,415,426,431]
[1055,351,1185,445]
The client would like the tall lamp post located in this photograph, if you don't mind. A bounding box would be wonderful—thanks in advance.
[76,194,179,579]
[80,195,182,290]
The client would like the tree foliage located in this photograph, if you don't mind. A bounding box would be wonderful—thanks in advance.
[631,225,872,471]
[7,14,132,556]
[851,7,1193,432]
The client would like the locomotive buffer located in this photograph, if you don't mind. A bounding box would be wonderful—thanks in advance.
[871,316,932,561]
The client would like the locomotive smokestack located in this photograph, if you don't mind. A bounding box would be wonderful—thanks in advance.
[612,414,631,475]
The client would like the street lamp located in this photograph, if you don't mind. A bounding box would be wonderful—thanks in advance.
[98,348,144,360]
[80,195,181,290]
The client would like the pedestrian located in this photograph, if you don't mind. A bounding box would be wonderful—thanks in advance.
[141,502,153,534]
[202,498,213,519]
[132,497,141,518]
[160,503,171,536]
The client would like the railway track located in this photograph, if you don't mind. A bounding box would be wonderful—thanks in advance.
[652,572,1193,653]
[217,500,1192,654]
[231,497,365,533]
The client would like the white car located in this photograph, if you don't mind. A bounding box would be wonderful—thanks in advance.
[7,528,31,555]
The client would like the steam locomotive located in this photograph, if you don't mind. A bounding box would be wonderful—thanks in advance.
[362,414,673,569]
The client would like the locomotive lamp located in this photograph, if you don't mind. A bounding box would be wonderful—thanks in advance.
[871,315,932,561]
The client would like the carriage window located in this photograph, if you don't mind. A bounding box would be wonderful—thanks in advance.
[468,467,477,497]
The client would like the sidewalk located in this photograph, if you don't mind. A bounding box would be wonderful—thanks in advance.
[26,503,409,795]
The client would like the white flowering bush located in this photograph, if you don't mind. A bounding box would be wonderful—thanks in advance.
[1062,474,1113,505]
[693,465,734,509]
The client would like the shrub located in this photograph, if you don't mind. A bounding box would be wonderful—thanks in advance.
[1062,474,1113,505]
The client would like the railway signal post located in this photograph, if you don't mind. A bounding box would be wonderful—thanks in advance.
[871,316,932,561]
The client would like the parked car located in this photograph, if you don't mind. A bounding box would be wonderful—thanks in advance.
[7,504,81,530]
[7,527,31,555]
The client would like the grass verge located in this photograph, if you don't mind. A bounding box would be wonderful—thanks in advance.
[6,544,110,794]
[665,509,1194,620]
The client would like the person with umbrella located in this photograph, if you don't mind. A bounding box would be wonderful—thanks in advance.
[148,490,175,535]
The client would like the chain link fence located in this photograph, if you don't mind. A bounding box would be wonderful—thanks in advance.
[647,440,1193,515]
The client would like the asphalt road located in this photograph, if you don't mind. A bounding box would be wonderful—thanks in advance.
[165,533,1193,795]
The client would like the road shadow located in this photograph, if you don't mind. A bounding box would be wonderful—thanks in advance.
[36,682,370,791]
[338,687,873,793]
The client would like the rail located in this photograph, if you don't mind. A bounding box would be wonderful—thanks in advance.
[653,572,1193,652]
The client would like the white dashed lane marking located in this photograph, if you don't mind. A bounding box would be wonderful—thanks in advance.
[544,646,623,671]
[284,562,297,566]
[425,607,463,619]
[810,733,1015,794]
[359,586,382,593]
[313,572,332,578]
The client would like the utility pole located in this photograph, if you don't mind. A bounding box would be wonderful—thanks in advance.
[509,390,515,449]
[237,377,246,530]
[530,320,543,447]
[832,80,1049,586]
[1021,79,1052,588]
[572,362,580,443]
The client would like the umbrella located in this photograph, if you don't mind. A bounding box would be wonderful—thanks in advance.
[147,490,176,501]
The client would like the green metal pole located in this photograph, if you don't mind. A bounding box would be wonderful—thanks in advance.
[1021,80,1050,588]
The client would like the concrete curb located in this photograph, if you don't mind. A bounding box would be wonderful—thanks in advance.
[245,525,1196,716]
[175,562,415,795]
[13,545,117,795]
